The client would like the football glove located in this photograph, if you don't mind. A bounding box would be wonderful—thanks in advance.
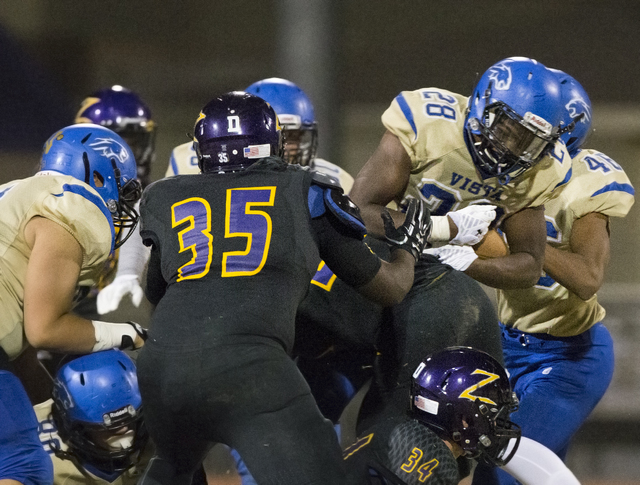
[97,275,144,315]
[425,244,478,272]
[448,204,497,246]
[382,198,432,261]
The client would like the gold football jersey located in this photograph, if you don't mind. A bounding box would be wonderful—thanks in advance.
[34,399,148,485]
[496,149,635,336]
[382,88,572,221]
[165,142,355,192]
[0,174,113,359]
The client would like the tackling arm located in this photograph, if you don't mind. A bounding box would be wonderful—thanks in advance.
[350,130,413,237]
[22,217,145,353]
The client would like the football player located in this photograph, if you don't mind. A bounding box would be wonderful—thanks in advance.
[345,347,581,485]
[74,86,156,316]
[471,71,635,485]
[35,350,149,484]
[346,56,573,483]
[135,91,431,485]
[0,124,145,484]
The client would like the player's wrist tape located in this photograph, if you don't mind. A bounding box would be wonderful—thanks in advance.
[91,320,146,352]
[428,216,451,243]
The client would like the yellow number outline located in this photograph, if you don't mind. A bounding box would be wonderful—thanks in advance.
[222,186,275,277]
[171,197,213,282]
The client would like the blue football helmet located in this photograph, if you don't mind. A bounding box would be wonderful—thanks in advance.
[40,124,142,249]
[51,350,147,477]
[411,346,521,466]
[245,78,318,166]
[193,91,283,173]
[550,69,592,156]
[75,85,156,186]
[464,57,565,184]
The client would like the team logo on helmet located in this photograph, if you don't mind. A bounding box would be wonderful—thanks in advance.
[487,62,513,91]
[43,131,64,154]
[458,369,500,405]
[566,97,592,124]
[89,137,131,164]
[74,97,101,124]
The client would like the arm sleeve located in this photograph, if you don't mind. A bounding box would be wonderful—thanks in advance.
[311,210,382,288]
[144,245,167,305]
[114,201,151,278]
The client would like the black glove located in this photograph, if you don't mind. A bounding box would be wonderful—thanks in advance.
[381,198,432,261]
[119,321,148,350]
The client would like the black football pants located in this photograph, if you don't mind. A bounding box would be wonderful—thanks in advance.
[136,337,348,485]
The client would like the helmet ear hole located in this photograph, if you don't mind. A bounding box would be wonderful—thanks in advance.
[93,171,105,188]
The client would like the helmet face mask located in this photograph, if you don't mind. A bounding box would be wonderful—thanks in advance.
[464,57,564,185]
[410,346,521,466]
[245,78,318,166]
[193,91,283,173]
[467,101,559,183]
[40,124,141,250]
[51,350,147,478]
[281,127,318,166]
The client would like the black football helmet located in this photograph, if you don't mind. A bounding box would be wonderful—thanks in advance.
[410,346,521,466]
[193,91,283,173]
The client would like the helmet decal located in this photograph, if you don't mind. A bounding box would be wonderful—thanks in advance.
[458,369,500,405]
[43,131,64,155]
[487,62,513,91]
[88,137,131,164]
[227,115,242,134]
[566,97,591,125]
[75,97,101,123]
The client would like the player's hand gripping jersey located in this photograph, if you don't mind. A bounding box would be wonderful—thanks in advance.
[0,174,114,359]
[382,88,572,220]
[496,149,635,336]
[141,158,381,354]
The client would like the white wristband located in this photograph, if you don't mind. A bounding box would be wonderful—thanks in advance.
[428,216,451,243]
[91,320,138,352]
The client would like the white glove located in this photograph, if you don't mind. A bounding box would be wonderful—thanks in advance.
[425,245,478,272]
[447,204,497,246]
[96,275,144,315]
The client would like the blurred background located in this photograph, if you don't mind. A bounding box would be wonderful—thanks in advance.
[0,1,638,483]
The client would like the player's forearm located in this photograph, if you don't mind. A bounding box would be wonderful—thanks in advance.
[464,252,543,289]
[356,249,415,306]
[543,245,603,300]
[24,312,96,353]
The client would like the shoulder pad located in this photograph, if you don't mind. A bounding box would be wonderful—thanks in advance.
[311,170,344,193]
[324,188,367,239]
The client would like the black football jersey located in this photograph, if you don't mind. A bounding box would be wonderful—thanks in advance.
[140,158,380,353]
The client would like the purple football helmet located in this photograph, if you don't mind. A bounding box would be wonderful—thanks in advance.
[75,85,156,186]
[464,57,565,184]
[411,346,521,466]
[193,91,282,173]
